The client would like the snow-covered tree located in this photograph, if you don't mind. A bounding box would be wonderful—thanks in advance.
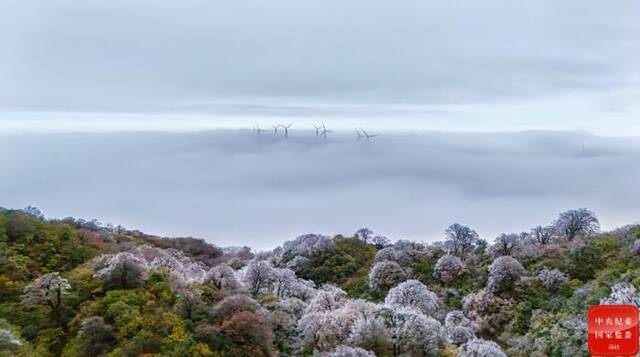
[368,260,406,292]
[206,263,240,290]
[355,228,374,243]
[347,315,393,355]
[446,325,475,346]
[282,234,332,257]
[94,252,150,289]
[445,223,480,258]
[298,294,377,353]
[530,225,554,245]
[372,235,391,249]
[492,233,521,256]
[536,268,568,290]
[304,285,347,313]
[286,255,311,274]
[270,268,315,300]
[554,208,600,241]
[600,282,640,306]
[22,272,71,315]
[433,254,464,283]
[298,300,375,353]
[384,280,440,317]
[322,345,375,357]
[373,240,430,268]
[243,260,276,296]
[444,310,476,345]
[148,248,209,286]
[487,256,525,293]
[272,268,297,298]
[266,297,307,354]
[462,289,512,333]
[379,307,443,356]
[458,338,507,357]
[632,239,640,255]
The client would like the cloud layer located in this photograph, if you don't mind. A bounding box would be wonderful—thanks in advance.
[1,130,638,249]
[1,0,639,132]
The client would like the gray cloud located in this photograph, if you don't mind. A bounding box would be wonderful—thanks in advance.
[1,130,638,249]
[1,0,639,126]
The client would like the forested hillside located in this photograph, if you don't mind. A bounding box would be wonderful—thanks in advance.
[1,206,639,356]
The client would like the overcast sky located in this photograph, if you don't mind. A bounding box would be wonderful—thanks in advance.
[1,0,639,133]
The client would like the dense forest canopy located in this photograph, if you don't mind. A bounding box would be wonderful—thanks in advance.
[1,206,639,356]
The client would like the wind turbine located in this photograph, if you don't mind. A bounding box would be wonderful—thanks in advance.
[321,122,332,139]
[312,123,322,137]
[252,123,266,134]
[272,125,280,135]
[361,129,379,140]
[281,123,293,139]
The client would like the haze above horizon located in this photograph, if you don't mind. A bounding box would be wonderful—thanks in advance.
[1,0,639,136]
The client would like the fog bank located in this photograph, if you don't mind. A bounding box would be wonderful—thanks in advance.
[1,130,638,249]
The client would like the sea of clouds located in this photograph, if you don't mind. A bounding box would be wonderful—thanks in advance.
[1,130,638,249]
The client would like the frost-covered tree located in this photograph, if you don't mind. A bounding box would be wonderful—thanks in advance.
[286,255,311,275]
[272,268,297,298]
[372,235,391,249]
[270,268,315,300]
[355,228,374,243]
[600,282,640,306]
[384,280,440,317]
[322,345,375,357]
[554,208,600,241]
[206,263,240,290]
[445,223,480,258]
[536,268,569,291]
[530,225,555,245]
[282,233,332,257]
[458,338,507,357]
[243,260,276,296]
[487,256,525,293]
[266,297,306,354]
[368,260,406,292]
[347,315,393,356]
[94,252,150,289]
[22,272,71,316]
[444,310,476,345]
[298,299,376,353]
[304,285,348,314]
[378,307,443,356]
[462,289,512,333]
[148,248,210,286]
[445,310,474,330]
[492,233,521,256]
[374,240,430,268]
[433,254,464,283]
[446,325,475,346]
